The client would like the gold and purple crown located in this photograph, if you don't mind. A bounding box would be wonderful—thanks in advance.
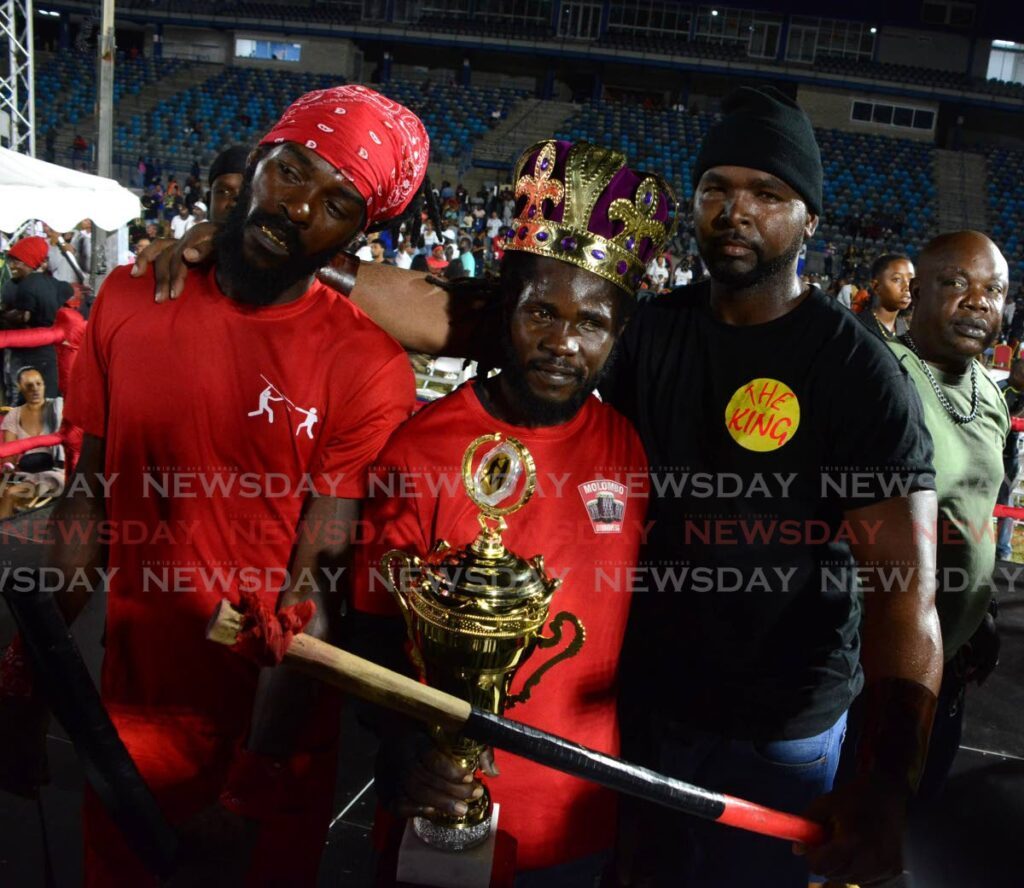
[503,140,677,294]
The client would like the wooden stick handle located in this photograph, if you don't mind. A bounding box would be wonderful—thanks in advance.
[206,600,830,848]
[206,601,470,732]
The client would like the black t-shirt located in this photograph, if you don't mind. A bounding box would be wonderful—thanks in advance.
[856,305,897,342]
[1,272,72,327]
[602,281,935,740]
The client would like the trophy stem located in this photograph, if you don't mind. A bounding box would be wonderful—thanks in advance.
[412,726,493,851]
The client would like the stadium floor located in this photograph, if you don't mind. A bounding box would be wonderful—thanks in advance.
[2,505,1023,886]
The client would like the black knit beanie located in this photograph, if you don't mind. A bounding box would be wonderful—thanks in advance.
[693,86,823,216]
[208,145,251,186]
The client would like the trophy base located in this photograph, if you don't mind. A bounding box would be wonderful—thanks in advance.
[412,812,492,852]
[398,804,502,888]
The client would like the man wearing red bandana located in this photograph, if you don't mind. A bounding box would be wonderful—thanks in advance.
[1,86,427,886]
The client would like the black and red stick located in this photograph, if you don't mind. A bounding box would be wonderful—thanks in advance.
[207,600,826,846]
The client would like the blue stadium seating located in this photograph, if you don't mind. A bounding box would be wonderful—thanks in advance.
[557,101,936,255]
[986,147,1024,282]
[113,67,349,167]
[111,68,525,170]
[35,51,190,137]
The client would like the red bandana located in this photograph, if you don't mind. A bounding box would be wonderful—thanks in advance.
[260,85,429,229]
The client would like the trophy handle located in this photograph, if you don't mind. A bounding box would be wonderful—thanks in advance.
[380,549,427,681]
[504,611,586,710]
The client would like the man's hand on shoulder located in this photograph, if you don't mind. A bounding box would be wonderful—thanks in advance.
[132,223,217,302]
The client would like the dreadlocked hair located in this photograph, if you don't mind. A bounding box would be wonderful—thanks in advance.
[365,175,441,248]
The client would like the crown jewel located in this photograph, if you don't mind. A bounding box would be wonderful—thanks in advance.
[505,140,677,294]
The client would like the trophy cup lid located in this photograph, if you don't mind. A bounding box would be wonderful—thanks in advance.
[426,434,552,618]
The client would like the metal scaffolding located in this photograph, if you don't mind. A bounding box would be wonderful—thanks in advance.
[0,0,35,155]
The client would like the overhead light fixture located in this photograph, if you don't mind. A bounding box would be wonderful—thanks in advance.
[38,8,60,16]
[869,27,877,34]
[711,9,719,16]
[993,39,1020,48]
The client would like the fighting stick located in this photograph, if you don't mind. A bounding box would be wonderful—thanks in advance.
[206,599,826,846]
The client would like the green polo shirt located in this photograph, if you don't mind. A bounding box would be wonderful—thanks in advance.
[889,341,1009,657]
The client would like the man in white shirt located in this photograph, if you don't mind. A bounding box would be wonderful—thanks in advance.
[394,242,415,270]
[646,254,670,290]
[672,260,692,288]
[169,204,194,240]
[441,227,460,258]
[837,278,856,310]
[485,211,502,241]
[421,221,440,248]
[43,227,81,285]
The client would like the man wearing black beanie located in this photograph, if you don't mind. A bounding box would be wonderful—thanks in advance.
[603,85,941,887]
[207,144,251,224]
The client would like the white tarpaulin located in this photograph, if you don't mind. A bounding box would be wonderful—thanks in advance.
[0,147,140,232]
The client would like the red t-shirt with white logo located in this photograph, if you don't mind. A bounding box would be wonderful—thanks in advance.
[67,265,414,733]
[353,380,648,871]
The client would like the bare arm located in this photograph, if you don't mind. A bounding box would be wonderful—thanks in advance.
[245,494,357,757]
[347,264,453,354]
[848,489,942,691]
[802,489,941,883]
[346,262,500,360]
[137,227,500,358]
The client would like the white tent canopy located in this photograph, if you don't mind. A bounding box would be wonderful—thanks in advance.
[0,147,140,232]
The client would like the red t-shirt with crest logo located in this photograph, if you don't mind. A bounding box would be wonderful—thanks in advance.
[353,379,648,872]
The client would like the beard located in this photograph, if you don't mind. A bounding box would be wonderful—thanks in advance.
[214,180,343,307]
[702,228,805,290]
[495,324,621,426]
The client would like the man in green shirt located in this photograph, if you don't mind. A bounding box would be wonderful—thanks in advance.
[889,230,1008,797]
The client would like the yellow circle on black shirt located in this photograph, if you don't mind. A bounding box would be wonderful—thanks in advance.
[724,378,800,452]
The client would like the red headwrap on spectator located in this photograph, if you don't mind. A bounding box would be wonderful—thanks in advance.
[259,85,429,229]
[7,236,49,270]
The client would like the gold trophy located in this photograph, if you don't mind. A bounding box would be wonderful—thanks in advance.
[382,433,585,851]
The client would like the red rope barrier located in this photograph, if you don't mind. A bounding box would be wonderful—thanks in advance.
[0,434,64,460]
[0,327,64,348]
[0,308,86,472]
[0,307,86,398]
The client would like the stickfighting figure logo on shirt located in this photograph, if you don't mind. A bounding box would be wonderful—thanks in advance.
[724,377,800,452]
[578,479,628,533]
[248,374,320,439]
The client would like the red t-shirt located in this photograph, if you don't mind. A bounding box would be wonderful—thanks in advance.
[66,265,414,734]
[354,381,649,871]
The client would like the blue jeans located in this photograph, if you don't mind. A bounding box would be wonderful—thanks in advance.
[644,713,848,887]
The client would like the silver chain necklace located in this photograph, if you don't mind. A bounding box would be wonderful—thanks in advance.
[900,332,979,424]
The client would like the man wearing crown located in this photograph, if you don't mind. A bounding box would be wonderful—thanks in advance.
[349,139,672,883]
